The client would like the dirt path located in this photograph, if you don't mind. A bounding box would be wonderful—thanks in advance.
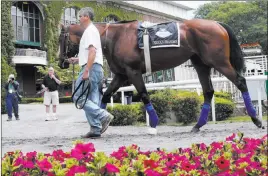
[2,104,267,156]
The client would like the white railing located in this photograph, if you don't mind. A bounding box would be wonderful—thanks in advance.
[106,75,267,126]
[174,55,267,81]
[15,48,47,58]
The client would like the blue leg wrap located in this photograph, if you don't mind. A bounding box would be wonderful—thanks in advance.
[242,92,256,118]
[197,103,210,127]
[145,102,159,128]
[100,102,107,109]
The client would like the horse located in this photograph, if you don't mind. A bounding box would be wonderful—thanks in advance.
[58,19,263,133]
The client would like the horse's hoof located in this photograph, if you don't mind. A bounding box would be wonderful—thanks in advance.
[191,127,200,133]
[147,127,157,135]
[251,117,262,128]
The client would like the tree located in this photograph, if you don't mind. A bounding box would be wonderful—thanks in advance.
[1,1,16,113]
[194,1,267,54]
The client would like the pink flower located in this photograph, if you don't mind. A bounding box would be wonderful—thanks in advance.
[26,151,37,161]
[23,160,35,169]
[144,159,158,169]
[180,160,196,172]
[37,158,52,172]
[215,156,230,171]
[71,143,95,160]
[105,163,120,173]
[199,143,207,151]
[14,157,23,166]
[67,165,87,176]
[226,133,236,141]
[144,169,161,176]
[52,149,69,162]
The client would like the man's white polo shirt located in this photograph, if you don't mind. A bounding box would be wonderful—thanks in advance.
[78,23,103,66]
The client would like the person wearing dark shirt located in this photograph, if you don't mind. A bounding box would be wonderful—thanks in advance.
[42,67,61,121]
[4,74,20,121]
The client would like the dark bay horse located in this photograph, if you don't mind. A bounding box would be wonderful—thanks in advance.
[58,19,263,132]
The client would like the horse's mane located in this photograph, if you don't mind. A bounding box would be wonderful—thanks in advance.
[94,20,137,25]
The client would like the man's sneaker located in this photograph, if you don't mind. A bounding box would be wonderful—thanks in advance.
[81,132,101,139]
[52,116,58,121]
[7,118,12,121]
[45,116,52,121]
[101,114,114,134]
[15,117,20,120]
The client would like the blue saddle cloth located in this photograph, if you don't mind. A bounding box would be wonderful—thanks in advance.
[137,21,179,49]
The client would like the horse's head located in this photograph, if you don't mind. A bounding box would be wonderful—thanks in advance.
[58,24,84,69]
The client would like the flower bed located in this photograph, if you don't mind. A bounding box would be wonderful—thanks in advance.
[2,133,267,176]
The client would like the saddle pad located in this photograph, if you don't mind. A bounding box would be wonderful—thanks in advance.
[138,21,180,49]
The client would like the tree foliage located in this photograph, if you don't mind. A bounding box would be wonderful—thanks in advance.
[1,1,16,113]
[194,1,267,54]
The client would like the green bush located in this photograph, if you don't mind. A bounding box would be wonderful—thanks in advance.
[171,91,201,124]
[20,96,73,104]
[214,91,232,100]
[149,89,176,124]
[107,103,143,126]
[209,97,235,121]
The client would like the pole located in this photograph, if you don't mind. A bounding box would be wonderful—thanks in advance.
[72,63,75,94]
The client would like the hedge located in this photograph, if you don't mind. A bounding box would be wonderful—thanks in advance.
[107,103,143,126]
[20,96,72,104]
[171,91,201,124]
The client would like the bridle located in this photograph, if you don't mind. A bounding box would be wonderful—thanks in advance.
[59,27,79,69]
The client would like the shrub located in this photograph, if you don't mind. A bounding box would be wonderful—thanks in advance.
[20,96,73,104]
[150,89,175,124]
[171,91,201,124]
[214,91,232,100]
[211,97,235,121]
[107,103,143,126]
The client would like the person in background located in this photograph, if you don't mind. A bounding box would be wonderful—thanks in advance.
[42,67,61,121]
[4,74,20,121]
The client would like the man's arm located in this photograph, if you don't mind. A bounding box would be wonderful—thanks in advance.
[82,45,96,80]
[12,81,19,91]
[52,75,61,85]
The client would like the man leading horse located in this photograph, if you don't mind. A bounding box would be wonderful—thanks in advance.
[68,7,114,139]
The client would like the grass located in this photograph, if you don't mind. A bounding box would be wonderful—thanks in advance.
[134,115,268,127]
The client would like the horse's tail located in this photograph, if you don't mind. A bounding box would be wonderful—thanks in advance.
[218,22,245,74]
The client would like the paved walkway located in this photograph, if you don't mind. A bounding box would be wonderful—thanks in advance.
[2,104,267,156]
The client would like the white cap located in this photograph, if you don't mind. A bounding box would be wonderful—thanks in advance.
[8,74,15,79]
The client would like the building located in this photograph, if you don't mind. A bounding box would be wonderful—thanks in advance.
[8,1,192,97]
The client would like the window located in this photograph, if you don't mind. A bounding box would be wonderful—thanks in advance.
[61,7,79,25]
[11,2,41,43]
[104,14,119,23]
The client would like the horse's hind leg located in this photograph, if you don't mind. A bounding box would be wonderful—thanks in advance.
[190,54,214,132]
[214,63,263,128]
[125,67,159,128]
[101,74,127,109]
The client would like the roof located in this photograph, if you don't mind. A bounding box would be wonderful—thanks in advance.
[164,1,194,10]
[240,42,261,48]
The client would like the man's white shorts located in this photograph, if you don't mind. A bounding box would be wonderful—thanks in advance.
[43,91,59,105]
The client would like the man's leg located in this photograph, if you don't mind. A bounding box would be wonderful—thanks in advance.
[52,91,59,120]
[12,94,19,120]
[6,94,12,121]
[44,91,52,121]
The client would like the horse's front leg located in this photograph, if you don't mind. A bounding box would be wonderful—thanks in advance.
[126,67,159,133]
[101,74,127,109]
